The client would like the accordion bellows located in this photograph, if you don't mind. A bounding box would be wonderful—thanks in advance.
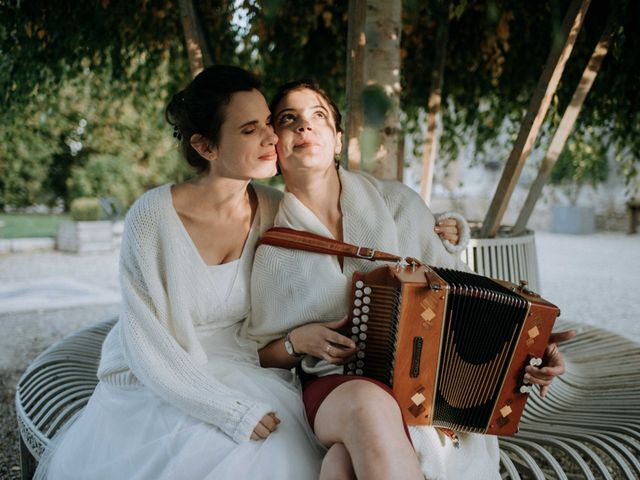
[342,265,559,436]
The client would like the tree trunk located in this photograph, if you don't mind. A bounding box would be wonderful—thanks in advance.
[479,0,591,238]
[178,0,213,78]
[419,1,450,204]
[512,13,615,235]
[361,0,402,180]
[344,0,367,170]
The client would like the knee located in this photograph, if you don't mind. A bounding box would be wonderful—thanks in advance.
[320,461,356,480]
[320,444,356,480]
[343,381,402,429]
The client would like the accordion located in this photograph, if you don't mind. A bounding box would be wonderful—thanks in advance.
[342,264,559,436]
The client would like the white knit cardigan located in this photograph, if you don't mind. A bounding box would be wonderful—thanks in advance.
[247,169,500,479]
[247,168,473,359]
[97,182,283,444]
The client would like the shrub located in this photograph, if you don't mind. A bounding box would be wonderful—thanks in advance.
[69,197,105,221]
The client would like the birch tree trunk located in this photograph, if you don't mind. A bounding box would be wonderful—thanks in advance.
[344,0,367,170]
[361,0,402,180]
[178,0,213,78]
[419,1,450,203]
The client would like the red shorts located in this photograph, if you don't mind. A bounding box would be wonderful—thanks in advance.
[301,374,412,441]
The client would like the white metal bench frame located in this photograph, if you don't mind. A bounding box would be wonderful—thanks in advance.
[15,318,640,479]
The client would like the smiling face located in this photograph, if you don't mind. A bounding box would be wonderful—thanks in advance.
[202,89,278,180]
[272,88,342,174]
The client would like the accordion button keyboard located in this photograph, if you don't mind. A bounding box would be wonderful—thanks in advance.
[519,385,533,394]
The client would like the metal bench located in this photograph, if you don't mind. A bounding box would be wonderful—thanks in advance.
[15,318,640,479]
[15,318,117,479]
[499,320,640,479]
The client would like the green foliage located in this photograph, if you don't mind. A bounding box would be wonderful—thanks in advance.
[0,115,58,208]
[550,127,609,204]
[241,0,638,189]
[0,62,190,210]
[0,4,192,210]
[1,0,638,210]
[67,154,138,212]
[1,0,186,115]
[69,197,104,221]
[382,2,635,189]
[240,0,348,104]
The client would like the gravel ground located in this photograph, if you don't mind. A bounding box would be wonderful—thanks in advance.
[0,305,119,479]
[0,231,638,477]
[0,249,119,478]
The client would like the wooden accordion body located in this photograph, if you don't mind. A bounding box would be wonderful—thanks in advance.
[342,265,560,436]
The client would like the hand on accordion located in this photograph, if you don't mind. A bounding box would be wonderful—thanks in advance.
[289,316,358,365]
[524,329,577,398]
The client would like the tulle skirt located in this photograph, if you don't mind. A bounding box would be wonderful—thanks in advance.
[409,425,501,480]
[34,359,325,480]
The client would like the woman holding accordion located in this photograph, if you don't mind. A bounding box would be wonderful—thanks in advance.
[247,79,573,480]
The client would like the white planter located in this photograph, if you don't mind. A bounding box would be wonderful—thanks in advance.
[57,221,114,253]
[112,220,125,247]
[461,229,541,294]
[551,205,595,235]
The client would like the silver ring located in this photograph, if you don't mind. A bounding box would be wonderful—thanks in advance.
[325,344,332,355]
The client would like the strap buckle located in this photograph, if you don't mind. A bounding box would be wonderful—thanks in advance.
[356,246,376,260]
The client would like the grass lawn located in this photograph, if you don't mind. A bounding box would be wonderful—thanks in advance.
[0,213,71,238]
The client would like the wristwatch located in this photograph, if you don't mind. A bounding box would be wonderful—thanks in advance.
[284,331,303,357]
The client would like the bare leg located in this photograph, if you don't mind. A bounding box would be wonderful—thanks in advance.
[313,380,423,480]
[319,443,356,480]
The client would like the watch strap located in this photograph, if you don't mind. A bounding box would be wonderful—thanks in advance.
[285,331,303,357]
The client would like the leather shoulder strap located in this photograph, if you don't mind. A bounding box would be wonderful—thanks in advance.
[257,227,404,263]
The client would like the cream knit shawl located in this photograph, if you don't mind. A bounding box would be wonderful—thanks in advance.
[247,168,472,356]
[97,182,283,444]
[247,169,500,479]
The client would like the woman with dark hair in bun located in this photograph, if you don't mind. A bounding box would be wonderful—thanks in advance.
[34,66,325,480]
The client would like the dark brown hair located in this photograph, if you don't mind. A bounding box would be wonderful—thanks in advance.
[269,79,343,134]
[165,65,261,173]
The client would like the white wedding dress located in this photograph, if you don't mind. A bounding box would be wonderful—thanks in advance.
[35,217,324,479]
